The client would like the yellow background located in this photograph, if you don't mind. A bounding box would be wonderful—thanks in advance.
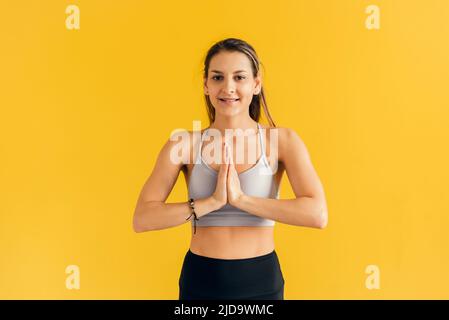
[1,0,448,299]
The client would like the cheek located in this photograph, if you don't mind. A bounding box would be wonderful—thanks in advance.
[242,83,255,94]
[240,90,253,100]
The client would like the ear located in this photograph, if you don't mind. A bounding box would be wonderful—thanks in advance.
[203,77,209,95]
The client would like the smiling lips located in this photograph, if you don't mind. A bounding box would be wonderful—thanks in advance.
[219,97,240,104]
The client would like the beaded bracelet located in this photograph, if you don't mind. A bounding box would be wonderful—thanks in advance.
[186,198,199,234]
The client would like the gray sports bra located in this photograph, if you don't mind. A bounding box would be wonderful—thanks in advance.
[188,123,279,231]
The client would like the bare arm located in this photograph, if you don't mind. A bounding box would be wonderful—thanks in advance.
[233,128,328,229]
[132,133,222,233]
[134,198,220,232]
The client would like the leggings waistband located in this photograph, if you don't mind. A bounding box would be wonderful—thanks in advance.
[187,249,276,263]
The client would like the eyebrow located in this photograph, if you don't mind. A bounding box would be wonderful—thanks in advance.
[210,70,248,74]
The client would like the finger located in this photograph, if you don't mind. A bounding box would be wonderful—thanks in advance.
[226,144,230,167]
[224,141,228,164]
[221,143,228,178]
[228,145,234,165]
[219,142,228,177]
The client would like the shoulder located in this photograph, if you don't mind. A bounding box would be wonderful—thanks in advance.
[279,127,303,146]
[259,125,306,162]
[165,127,208,165]
[281,127,311,166]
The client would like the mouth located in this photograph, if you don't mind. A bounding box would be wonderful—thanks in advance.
[218,98,240,104]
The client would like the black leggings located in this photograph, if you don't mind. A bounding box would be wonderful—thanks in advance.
[179,249,285,300]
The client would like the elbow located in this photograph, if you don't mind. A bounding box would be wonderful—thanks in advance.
[133,212,148,233]
[317,216,328,229]
[314,207,328,229]
[133,223,144,233]
[133,218,144,233]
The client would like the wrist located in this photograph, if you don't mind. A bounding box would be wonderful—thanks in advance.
[209,196,224,212]
[230,192,247,209]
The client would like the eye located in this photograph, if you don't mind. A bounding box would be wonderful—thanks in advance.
[211,75,246,81]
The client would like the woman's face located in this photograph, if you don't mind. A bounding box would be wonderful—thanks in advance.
[204,51,261,118]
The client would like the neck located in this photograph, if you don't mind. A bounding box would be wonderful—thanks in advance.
[209,116,258,135]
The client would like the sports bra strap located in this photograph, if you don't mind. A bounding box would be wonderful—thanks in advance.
[195,128,204,164]
[257,123,266,159]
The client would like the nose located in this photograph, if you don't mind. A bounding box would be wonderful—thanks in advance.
[222,78,236,93]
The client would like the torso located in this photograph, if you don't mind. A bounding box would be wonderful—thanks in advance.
[181,123,285,259]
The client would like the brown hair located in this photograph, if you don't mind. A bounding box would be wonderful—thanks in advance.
[203,38,276,127]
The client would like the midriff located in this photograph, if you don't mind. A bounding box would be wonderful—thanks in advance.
[189,226,275,259]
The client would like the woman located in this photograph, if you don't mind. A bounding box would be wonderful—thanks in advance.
[133,38,328,300]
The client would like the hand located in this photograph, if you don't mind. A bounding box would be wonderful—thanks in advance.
[227,146,244,206]
[211,141,229,208]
